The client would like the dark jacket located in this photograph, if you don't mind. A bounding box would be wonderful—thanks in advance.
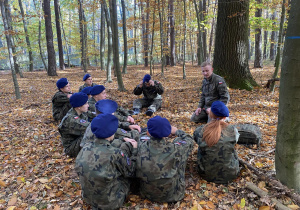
[133,80,164,100]
[52,91,72,121]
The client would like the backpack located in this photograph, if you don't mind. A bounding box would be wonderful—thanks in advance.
[234,124,262,148]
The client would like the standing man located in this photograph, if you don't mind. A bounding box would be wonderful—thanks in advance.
[52,78,72,122]
[191,62,230,123]
[132,74,164,117]
[78,73,97,92]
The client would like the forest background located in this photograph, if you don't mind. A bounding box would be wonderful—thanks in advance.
[1,0,300,209]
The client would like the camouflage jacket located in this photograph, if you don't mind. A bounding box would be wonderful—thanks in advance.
[58,108,90,157]
[78,83,97,92]
[80,124,140,148]
[133,80,164,100]
[193,124,240,184]
[75,138,137,210]
[136,130,194,202]
[88,97,97,113]
[52,91,72,121]
[198,73,230,108]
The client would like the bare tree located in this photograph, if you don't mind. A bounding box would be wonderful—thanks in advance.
[54,0,65,70]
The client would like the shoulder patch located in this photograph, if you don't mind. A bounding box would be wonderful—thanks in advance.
[219,81,223,84]
[121,129,127,133]
[174,142,181,146]
[126,157,131,165]
[120,151,124,157]
[80,119,87,123]
[74,116,79,119]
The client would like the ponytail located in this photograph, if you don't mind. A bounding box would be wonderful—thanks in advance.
[203,112,228,147]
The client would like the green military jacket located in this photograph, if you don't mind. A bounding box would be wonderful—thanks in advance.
[136,130,194,202]
[80,123,140,147]
[198,73,230,108]
[58,108,90,157]
[133,80,164,100]
[193,124,240,184]
[75,138,137,210]
[78,83,97,92]
[88,97,97,113]
[52,91,72,121]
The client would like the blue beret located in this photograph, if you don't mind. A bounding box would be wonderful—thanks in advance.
[69,92,88,108]
[211,101,229,117]
[83,74,91,81]
[81,86,92,95]
[91,85,105,96]
[147,116,171,138]
[95,99,118,114]
[56,78,68,89]
[91,114,119,138]
[143,74,151,83]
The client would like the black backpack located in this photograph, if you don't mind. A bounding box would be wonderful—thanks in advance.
[234,124,262,148]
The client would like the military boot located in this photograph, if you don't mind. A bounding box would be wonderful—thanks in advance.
[145,109,153,117]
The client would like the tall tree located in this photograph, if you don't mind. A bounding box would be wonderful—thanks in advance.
[78,0,87,72]
[120,0,127,74]
[102,0,112,82]
[149,0,156,75]
[54,0,65,70]
[193,0,203,65]
[201,0,207,61]
[0,0,21,99]
[133,0,138,65]
[254,0,263,68]
[158,0,165,75]
[18,0,34,72]
[213,0,257,90]
[269,11,277,61]
[59,6,70,67]
[275,0,300,193]
[43,0,57,76]
[182,0,186,79]
[100,4,105,71]
[141,0,149,67]
[263,10,269,59]
[110,0,125,91]
[169,0,176,66]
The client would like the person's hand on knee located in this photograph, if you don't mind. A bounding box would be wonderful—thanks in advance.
[195,108,202,115]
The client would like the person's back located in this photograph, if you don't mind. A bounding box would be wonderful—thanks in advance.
[136,116,194,202]
[193,101,240,184]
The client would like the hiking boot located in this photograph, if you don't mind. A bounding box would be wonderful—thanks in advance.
[145,109,153,117]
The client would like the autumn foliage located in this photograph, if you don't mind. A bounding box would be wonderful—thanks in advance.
[0,63,299,209]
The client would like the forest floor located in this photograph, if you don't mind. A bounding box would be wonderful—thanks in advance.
[0,63,299,210]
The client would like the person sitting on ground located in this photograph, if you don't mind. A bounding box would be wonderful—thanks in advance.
[80,86,92,99]
[132,74,164,117]
[52,78,72,122]
[80,99,141,148]
[193,101,240,184]
[135,116,194,202]
[58,92,91,158]
[78,73,97,92]
[88,85,137,126]
[191,62,230,123]
[75,114,137,210]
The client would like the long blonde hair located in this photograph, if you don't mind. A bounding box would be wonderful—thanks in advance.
[203,112,228,147]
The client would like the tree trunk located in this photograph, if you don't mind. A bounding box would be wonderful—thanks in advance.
[33,0,48,71]
[254,0,263,68]
[169,0,176,66]
[270,0,286,92]
[102,0,112,82]
[141,0,149,67]
[0,0,21,99]
[59,5,70,67]
[182,0,186,79]
[193,0,202,65]
[201,0,207,61]
[149,0,156,75]
[78,0,87,72]
[43,0,57,76]
[18,0,34,72]
[110,0,125,91]
[54,0,65,70]
[121,0,127,74]
[213,0,257,90]
[134,0,138,65]
[275,0,300,193]
[208,1,216,62]
[263,10,269,59]
[269,11,277,61]
[100,4,105,71]
[92,0,97,66]
[158,0,165,75]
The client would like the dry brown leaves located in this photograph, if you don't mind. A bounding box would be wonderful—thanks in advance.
[0,63,298,209]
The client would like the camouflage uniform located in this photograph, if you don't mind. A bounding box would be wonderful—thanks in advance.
[191,73,230,123]
[75,138,137,210]
[193,124,240,184]
[136,130,194,202]
[52,91,72,122]
[58,108,90,157]
[88,97,97,113]
[133,80,164,112]
[78,83,97,92]
[80,123,140,147]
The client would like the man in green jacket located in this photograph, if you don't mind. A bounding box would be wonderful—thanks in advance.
[78,73,97,92]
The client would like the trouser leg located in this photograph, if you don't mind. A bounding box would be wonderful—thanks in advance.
[64,137,82,158]
[148,99,162,112]
[133,98,148,109]
[190,109,208,123]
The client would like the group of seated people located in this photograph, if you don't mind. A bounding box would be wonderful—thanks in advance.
[51,62,240,209]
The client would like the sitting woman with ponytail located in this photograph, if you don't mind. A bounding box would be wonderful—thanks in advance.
[193,101,240,184]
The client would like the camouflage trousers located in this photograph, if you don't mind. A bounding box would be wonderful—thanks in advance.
[191,109,209,123]
[133,98,162,112]
[115,129,140,142]
[64,137,82,158]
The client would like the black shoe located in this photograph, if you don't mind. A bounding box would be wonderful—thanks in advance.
[131,108,140,115]
[145,109,153,117]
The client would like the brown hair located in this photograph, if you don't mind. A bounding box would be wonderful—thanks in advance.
[200,62,212,67]
[203,111,228,147]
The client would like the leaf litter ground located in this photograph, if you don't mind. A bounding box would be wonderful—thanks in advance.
[0,63,297,209]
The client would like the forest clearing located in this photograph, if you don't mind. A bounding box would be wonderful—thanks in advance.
[1,63,299,210]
